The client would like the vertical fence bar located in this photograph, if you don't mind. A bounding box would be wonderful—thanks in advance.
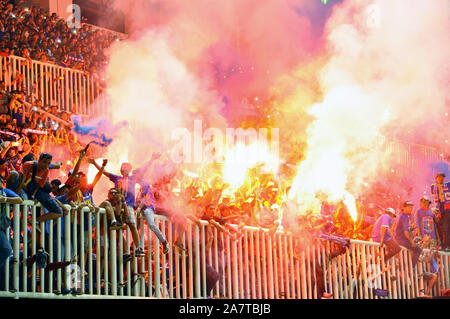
[249,230,256,299]
[110,229,117,296]
[48,219,53,294]
[4,204,10,292]
[187,222,193,298]
[147,226,152,298]
[267,233,274,299]
[193,224,201,298]
[255,231,262,298]
[244,230,250,299]
[39,219,45,293]
[300,247,307,299]
[231,233,238,299]
[13,204,20,292]
[103,215,109,296]
[201,225,206,298]
[80,209,85,294]
[225,233,231,298]
[88,210,93,294]
[161,220,167,298]
[154,221,161,298]
[95,212,101,295]
[21,204,28,293]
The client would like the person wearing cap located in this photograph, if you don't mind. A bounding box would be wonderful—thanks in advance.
[430,172,450,250]
[372,208,401,261]
[412,196,439,247]
[393,201,422,267]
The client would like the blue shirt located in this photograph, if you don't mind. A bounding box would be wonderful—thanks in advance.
[372,214,392,243]
[431,182,450,209]
[394,213,412,247]
[80,185,95,231]
[414,208,437,240]
[109,173,140,207]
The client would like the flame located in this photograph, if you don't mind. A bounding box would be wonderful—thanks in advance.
[287,86,389,222]
[87,165,97,184]
[222,142,279,191]
[343,191,358,221]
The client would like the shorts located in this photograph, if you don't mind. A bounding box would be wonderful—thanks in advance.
[125,205,136,225]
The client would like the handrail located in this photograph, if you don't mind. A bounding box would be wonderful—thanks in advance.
[1,54,106,116]
[1,201,449,299]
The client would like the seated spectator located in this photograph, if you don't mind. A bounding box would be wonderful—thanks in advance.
[372,207,401,262]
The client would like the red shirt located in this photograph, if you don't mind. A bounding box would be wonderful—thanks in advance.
[21,161,49,188]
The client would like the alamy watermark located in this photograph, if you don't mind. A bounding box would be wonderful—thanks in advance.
[65,263,81,290]
[66,4,81,29]
[170,120,279,165]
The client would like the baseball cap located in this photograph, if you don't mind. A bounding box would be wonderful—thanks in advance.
[403,201,414,207]
[385,207,396,216]
[58,184,70,191]
[420,196,431,203]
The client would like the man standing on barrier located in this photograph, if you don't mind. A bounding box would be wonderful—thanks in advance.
[393,201,422,267]
[431,172,450,251]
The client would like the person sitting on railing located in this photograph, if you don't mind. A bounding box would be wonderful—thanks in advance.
[100,188,138,264]
[70,158,107,271]
[135,182,170,255]
[16,152,63,222]
[372,207,401,262]
[91,152,162,257]
[393,201,422,267]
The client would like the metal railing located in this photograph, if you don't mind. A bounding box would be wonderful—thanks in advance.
[1,201,449,299]
[0,55,107,117]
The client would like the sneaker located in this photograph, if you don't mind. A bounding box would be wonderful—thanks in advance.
[61,287,72,295]
[70,288,82,296]
[135,248,145,257]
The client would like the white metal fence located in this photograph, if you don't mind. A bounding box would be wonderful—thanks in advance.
[0,55,107,117]
[0,201,449,299]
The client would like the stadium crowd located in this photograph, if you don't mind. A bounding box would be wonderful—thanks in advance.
[0,0,448,298]
[0,0,121,72]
